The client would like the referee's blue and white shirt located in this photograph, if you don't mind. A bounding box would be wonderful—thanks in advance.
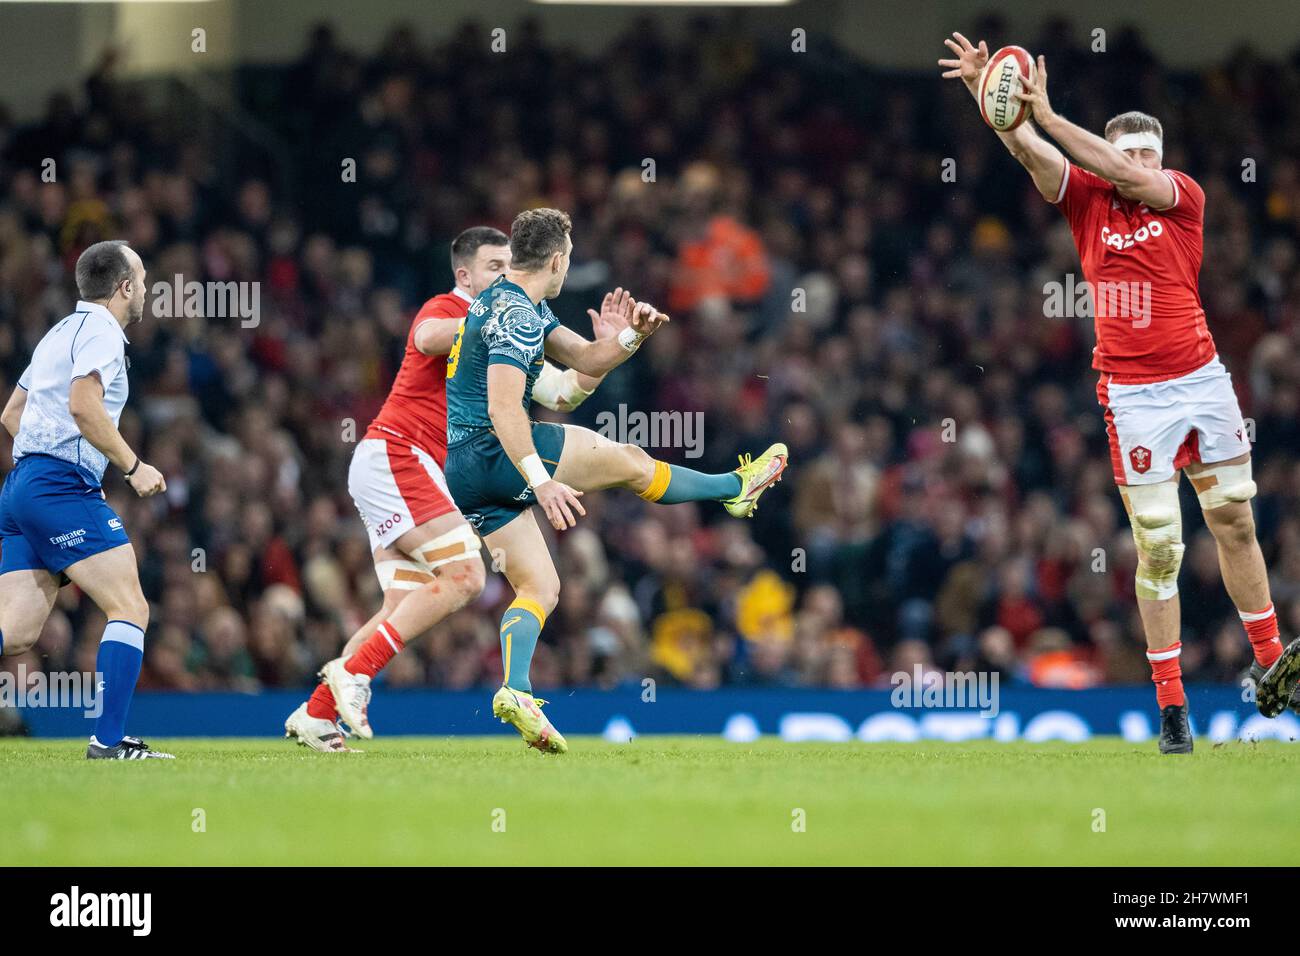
[13,300,129,485]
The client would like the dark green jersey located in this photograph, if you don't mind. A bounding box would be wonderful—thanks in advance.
[446,276,560,446]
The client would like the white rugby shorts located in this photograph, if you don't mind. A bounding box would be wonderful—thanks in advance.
[348,437,458,550]
[1096,356,1251,486]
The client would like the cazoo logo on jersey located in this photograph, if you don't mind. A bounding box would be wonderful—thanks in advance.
[1101,217,1164,250]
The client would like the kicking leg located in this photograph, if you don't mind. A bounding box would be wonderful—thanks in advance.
[1188,454,1300,716]
[482,510,567,753]
[63,544,170,758]
[552,424,786,516]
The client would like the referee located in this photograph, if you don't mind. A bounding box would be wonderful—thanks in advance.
[0,240,172,759]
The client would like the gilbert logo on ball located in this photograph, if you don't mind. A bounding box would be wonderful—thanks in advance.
[979,45,1036,131]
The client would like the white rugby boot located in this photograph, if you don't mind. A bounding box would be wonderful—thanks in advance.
[319,658,374,739]
[284,702,353,753]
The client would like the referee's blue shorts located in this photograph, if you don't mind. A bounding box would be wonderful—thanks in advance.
[0,454,130,579]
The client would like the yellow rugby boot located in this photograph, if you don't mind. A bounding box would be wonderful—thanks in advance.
[492,685,569,754]
[723,442,789,518]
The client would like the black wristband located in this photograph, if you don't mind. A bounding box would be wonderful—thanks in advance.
[124,458,140,478]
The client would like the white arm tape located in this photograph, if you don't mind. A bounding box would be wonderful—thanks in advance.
[519,453,552,488]
[532,362,595,412]
[617,327,647,352]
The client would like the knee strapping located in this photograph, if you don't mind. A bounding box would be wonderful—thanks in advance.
[415,523,481,570]
[1190,461,1256,511]
[374,559,432,592]
[1122,482,1185,601]
[374,524,481,590]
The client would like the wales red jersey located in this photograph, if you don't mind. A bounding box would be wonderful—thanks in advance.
[1054,160,1216,382]
[364,287,471,463]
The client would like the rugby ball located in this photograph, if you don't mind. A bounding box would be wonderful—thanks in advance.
[978,45,1036,131]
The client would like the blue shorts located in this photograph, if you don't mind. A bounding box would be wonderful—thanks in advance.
[446,422,567,536]
[0,454,130,578]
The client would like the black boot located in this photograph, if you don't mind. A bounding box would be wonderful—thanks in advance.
[1158,703,1193,754]
[1253,638,1300,718]
[86,735,175,760]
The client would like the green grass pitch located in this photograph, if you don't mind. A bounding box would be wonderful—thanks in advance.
[1,736,1295,865]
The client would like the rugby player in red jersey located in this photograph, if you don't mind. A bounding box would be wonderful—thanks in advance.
[284,226,615,750]
[940,33,1300,753]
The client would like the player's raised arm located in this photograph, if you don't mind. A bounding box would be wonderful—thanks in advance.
[1012,56,1175,209]
[940,32,1066,201]
[485,362,586,530]
[543,291,667,379]
[574,288,642,392]
[532,288,655,410]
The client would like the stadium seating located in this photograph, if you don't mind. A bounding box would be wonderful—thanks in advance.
[1,16,1298,697]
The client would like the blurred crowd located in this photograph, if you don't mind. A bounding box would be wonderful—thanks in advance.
[2,13,1300,698]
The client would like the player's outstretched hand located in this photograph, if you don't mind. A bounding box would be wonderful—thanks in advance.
[628,300,669,336]
[534,479,586,530]
[1010,55,1053,125]
[588,287,633,338]
[128,462,166,497]
[939,32,988,93]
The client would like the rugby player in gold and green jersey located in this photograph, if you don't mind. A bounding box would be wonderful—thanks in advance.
[445,208,788,752]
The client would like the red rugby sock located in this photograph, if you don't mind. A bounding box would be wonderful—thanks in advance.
[344,622,405,679]
[306,683,337,720]
[1147,641,1185,708]
[1241,604,1282,668]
